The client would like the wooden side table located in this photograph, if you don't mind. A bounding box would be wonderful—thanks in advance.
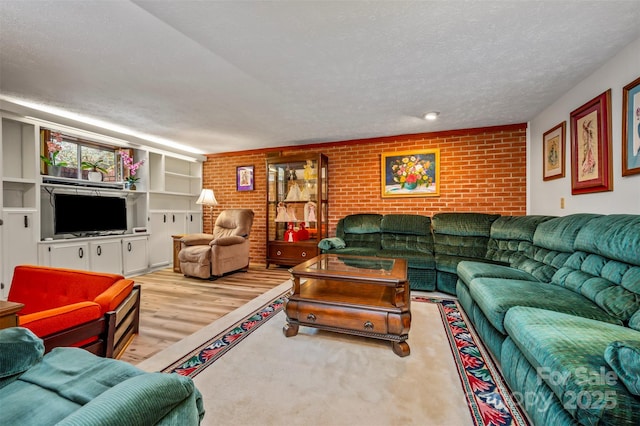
[0,300,24,329]
[172,234,185,273]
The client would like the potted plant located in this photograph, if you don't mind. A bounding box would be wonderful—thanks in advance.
[119,150,145,190]
[41,139,67,177]
[81,159,110,182]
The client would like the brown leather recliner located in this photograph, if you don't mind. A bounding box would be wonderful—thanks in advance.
[179,209,254,279]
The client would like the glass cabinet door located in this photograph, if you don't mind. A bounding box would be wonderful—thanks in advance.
[266,153,328,266]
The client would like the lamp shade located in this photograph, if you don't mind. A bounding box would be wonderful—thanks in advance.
[196,189,218,206]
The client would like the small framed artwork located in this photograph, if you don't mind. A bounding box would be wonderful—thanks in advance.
[570,89,613,195]
[543,121,566,181]
[236,165,254,191]
[381,149,440,198]
[622,76,640,176]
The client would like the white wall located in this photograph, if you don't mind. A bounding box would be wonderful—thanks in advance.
[528,37,640,215]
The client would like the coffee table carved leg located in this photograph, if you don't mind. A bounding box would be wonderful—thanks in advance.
[392,341,410,357]
[283,322,299,337]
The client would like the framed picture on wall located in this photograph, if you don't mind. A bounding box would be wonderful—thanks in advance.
[236,165,254,191]
[542,121,566,181]
[570,89,613,195]
[381,149,440,198]
[622,76,640,176]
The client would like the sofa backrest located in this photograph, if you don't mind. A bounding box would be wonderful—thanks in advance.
[380,214,433,253]
[486,215,556,265]
[513,213,601,282]
[336,214,383,250]
[8,265,122,315]
[552,214,640,329]
[432,213,500,260]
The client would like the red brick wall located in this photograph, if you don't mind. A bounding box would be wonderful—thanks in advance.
[204,124,527,265]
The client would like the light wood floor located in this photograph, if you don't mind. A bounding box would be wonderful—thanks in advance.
[119,265,291,365]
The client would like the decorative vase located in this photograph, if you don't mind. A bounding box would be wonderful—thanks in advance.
[48,165,62,177]
[130,183,136,191]
[404,181,418,190]
[87,171,102,182]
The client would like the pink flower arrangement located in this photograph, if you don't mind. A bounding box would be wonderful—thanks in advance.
[119,150,145,184]
[41,133,67,166]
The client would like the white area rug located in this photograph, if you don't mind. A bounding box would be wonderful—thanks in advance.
[138,281,527,426]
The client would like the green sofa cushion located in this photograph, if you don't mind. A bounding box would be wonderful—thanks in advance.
[456,260,538,286]
[470,278,621,335]
[574,215,640,267]
[2,379,81,424]
[18,347,144,405]
[378,214,433,254]
[489,215,555,242]
[500,337,594,426]
[380,214,431,236]
[504,307,640,425]
[604,340,640,396]
[342,214,382,234]
[0,328,44,388]
[485,215,555,264]
[432,212,500,236]
[512,246,571,283]
[532,213,601,253]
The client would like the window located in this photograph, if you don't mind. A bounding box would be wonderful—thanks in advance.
[40,128,120,181]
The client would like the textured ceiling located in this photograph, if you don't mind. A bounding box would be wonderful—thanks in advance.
[1,1,639,155]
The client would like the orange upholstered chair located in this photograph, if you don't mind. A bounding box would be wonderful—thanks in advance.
[7,265,140,358]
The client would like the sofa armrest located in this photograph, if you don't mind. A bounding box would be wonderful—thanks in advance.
[181,233,214,246]
[18,302,102,338]
[210,235,246,246]
[93,279,134,313]
[57,372,204,426]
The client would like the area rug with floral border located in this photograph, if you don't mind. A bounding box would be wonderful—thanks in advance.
[161,293,529,426]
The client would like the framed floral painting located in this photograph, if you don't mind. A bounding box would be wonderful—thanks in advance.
[570,89,613,195]
[543,122,566,181]
[622,76,640,176]
[236,165,254,191]
[381,149,440,198]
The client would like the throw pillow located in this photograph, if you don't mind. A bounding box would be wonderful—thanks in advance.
[0,327,45,385]
[318,237,346,250]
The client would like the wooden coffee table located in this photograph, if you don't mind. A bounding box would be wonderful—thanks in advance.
[283,254,411,357]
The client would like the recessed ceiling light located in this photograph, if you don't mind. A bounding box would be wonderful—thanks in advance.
[424,111,440,120]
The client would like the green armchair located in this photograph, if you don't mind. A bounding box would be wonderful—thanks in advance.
[0,327,205,425]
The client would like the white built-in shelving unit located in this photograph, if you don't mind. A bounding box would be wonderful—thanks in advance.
[0,111,205,299]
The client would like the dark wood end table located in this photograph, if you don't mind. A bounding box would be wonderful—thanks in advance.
[0,300,24,330]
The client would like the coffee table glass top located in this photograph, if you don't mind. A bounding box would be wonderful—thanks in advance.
[301,254,396,276]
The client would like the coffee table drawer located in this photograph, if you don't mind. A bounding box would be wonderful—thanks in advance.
[291,301,388,334]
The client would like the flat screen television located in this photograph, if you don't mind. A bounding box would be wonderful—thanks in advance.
[54,194,127,235]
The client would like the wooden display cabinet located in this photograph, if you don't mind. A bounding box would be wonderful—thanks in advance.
[266,152,328,267]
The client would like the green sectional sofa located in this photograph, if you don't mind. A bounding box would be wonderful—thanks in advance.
[321,212,640,425]
[0,327,205,425]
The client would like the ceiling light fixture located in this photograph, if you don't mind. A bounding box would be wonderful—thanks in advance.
[0,94,206,155]
[424,111,440,121]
